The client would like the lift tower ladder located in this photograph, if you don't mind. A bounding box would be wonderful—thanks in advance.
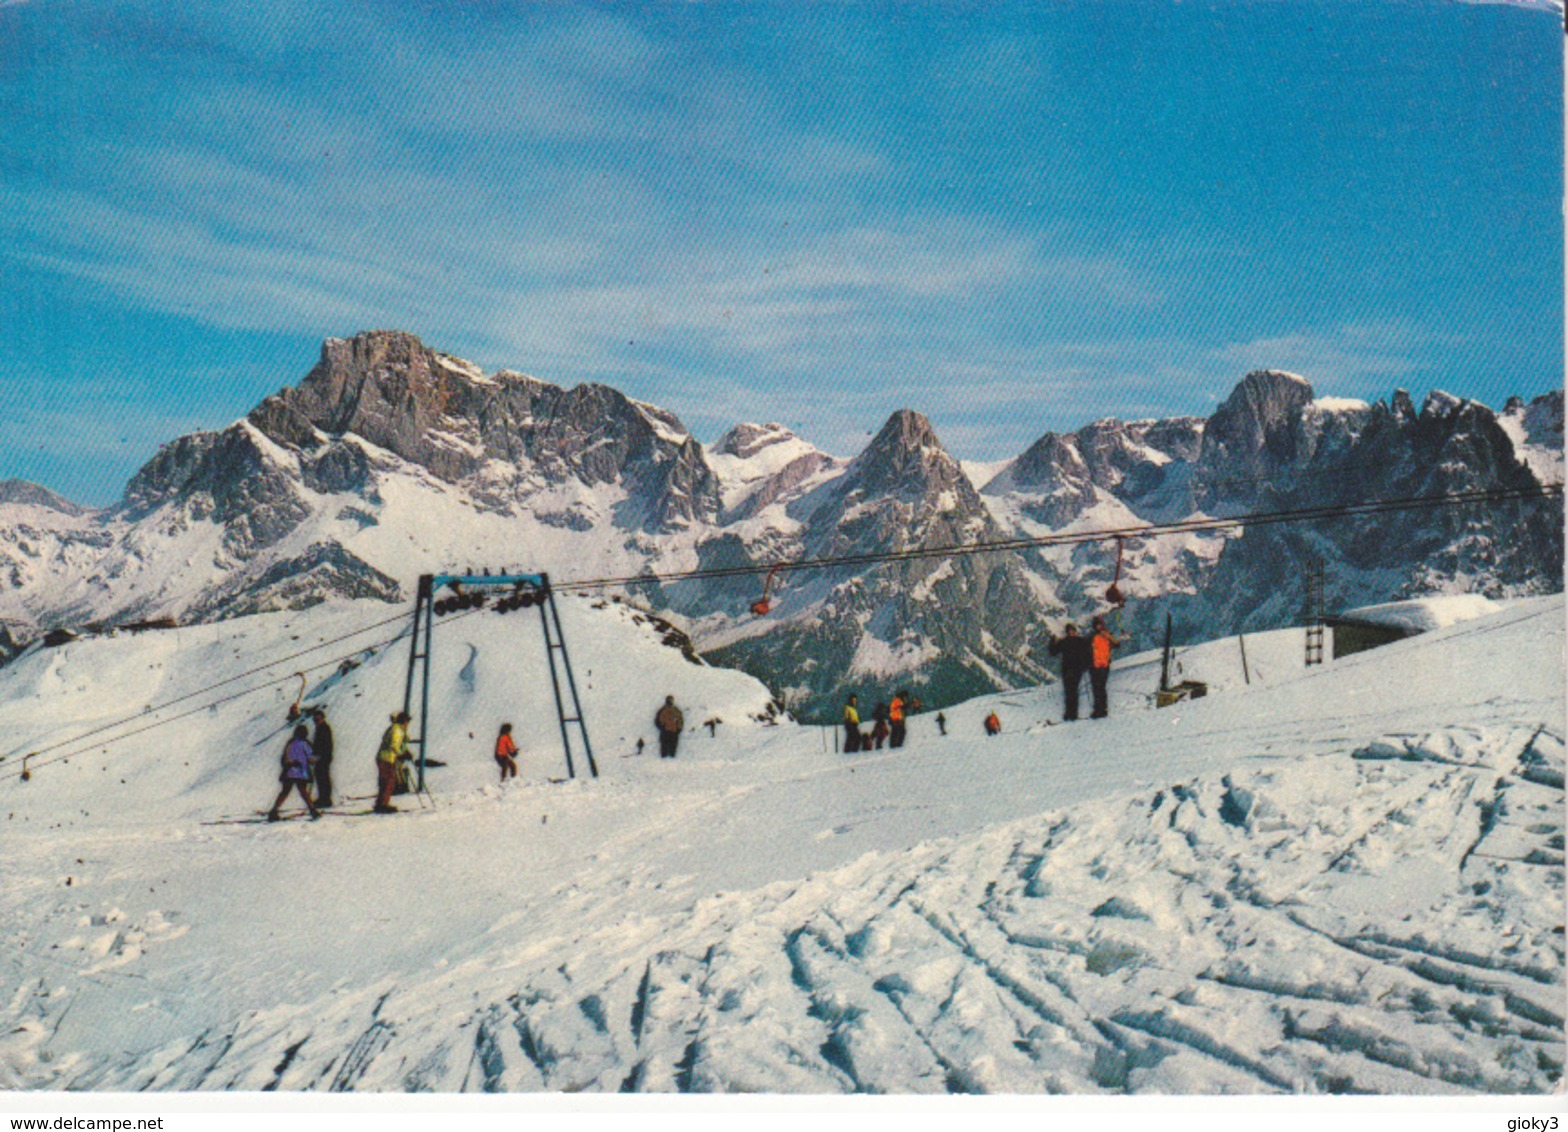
[1303,557,1326,667]
[403,574,438,792]
[535,572,597,780]
[404,571,598,791]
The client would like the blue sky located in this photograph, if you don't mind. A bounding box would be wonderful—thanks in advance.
[1,0,1561,504]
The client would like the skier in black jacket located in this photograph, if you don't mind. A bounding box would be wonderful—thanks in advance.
[310,708,335,808]
[1047,624,1093,722]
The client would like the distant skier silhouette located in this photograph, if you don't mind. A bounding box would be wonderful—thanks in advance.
[655,696,684,759]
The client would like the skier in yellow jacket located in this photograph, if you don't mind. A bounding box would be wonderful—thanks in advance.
[843,694,863,753]
[375,711,410,813]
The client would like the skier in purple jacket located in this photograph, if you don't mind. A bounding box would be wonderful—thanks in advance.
[268,724,320,822]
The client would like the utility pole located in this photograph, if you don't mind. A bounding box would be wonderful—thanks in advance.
[1160,611,1173,692]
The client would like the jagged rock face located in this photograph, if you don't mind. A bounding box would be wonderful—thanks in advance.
[982,373,1561,673]
[1520,389,1564,446]
[704,411,1050,719]
[1502,390,1565,488]
[250,331,485,478]
[808,411,984,550]
[122,425,311,553]
[1105,387,1562,649]
[1196,370,1317,506]
[711,423,837,523]
[715,422,792,460]
[999,433,1098,528]
[0,331,1559,722]
[182,543,402,622]
[250,331,720,531]
[1000,417,1205,527]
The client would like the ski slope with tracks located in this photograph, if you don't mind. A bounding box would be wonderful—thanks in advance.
[0,594,1561,1094]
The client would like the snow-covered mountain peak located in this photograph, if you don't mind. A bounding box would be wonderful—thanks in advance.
[1420,389,1467,420]
[842,409,969,502]
[1499,389,1564,487]
[0,331,1558,724]
[713,422,802,461]
[1309,395,1371,415]
[1202,370,1316,462]
[0,479,89,517]
[707,423,835,521]
[877,408,942,451]
[627,395,693,446]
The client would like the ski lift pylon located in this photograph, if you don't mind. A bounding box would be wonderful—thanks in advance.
[751,563,783,616]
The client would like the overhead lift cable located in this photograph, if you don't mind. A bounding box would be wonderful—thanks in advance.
[548,483,1565,596]
[0,604,493,780]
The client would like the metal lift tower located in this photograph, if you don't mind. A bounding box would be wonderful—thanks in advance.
[403,571,597,791]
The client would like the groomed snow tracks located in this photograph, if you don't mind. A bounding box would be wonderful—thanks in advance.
[55,722,1560,1095]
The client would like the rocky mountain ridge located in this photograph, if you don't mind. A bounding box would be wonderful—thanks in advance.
[0,331,1560,719]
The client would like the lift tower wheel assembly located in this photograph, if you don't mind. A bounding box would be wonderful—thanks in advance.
[403,571,598,791]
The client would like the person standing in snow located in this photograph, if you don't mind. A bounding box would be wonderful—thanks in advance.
[269,724,320,822]
[889,690,909,748]
[984,710,1001,737]
[655,696,684,759]
[310,708,335,808]
[870,702,891,749]
[936,711,947,736]
[842,694,863,752]
[375,711,410,813]
[1047,623,1093,722]
[1089,616,1120,720]
[494,722,518,782]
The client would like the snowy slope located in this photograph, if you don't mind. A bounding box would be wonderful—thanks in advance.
[1338,595,1502,634]
[0,586,1561,1093]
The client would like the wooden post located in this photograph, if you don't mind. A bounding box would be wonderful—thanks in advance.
[1238,633,1251,685]
[1160,612,1173,692]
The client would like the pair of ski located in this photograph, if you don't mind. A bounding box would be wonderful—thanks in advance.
[204,785,437,826]
[201,806,399,826]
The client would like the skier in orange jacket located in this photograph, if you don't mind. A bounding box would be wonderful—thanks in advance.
[889,691,909,748]
[1089,616,1120,719]
[494,723,518,782]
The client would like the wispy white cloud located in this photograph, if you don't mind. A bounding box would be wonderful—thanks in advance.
[478,221,1159,378]
[5,0,1553,496]
[1211,322,1426,388]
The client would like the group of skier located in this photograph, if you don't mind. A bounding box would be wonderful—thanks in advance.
[264,615,1122,820]
[266,707,416,820]
[1046,615,1120,721]
[841,689,920,752]
[833,615,1120,750]
[266,708,335,822]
